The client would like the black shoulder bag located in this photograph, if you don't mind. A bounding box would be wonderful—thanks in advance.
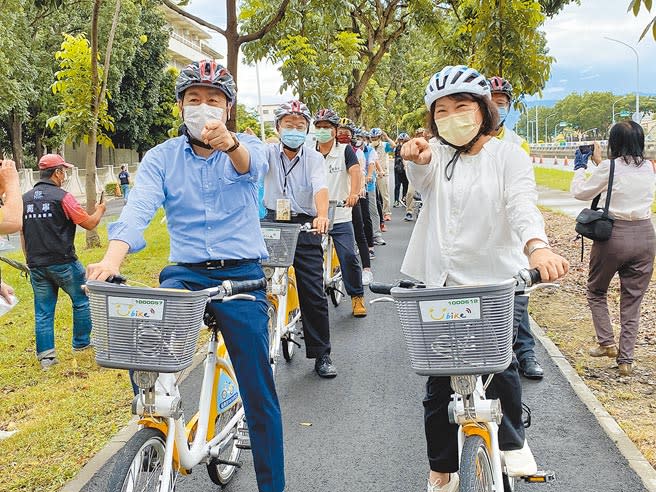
[574,159,615,259]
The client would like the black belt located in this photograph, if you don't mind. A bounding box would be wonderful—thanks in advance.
[177,259,260,269]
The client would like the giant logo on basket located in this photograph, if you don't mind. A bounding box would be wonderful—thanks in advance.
[108,296,165,321]
[419,297,481,322]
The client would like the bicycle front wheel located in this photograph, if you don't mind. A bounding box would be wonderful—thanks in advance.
[459,435,495,492]
[106,427,177,492]
[206,403,243,485]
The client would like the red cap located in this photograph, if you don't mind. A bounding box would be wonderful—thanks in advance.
[38,154,74,170]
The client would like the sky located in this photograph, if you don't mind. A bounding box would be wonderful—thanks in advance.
[184,0,656,108]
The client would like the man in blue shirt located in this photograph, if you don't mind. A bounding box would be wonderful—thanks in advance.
[263,100,337,378]
[87,60,284,492]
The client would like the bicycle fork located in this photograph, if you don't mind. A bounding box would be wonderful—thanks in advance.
[449,375,506,491]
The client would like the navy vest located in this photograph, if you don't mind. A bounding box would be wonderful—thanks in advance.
[22,181,78,268]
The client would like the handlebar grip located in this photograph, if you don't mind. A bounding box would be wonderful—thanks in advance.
[527,268,542,286]
[369,282,393,295]
[224,278,267,295]
[106,275,127,285]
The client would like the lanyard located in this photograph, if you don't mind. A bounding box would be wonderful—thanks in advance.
[280,151,301,196]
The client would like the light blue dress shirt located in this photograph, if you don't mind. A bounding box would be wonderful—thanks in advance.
[108,134,269,263]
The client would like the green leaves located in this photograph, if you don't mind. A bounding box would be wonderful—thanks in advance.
[628,0,656,39]
[49,33,114,147]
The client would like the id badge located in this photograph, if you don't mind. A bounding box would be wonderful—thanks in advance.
[276,199,291,221]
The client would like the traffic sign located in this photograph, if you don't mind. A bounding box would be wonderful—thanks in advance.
[619,110,631,117]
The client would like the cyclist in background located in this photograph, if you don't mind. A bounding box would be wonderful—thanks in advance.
[400,65,568,492]
[86,60,285,492]
[488,76,544,380]
[370,128,395,222]
[393,133,410,208]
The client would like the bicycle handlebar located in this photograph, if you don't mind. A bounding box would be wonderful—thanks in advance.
[368,269,547,296]
[223,277,267,296]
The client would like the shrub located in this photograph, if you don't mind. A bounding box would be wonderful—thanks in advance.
[105,181,120,196]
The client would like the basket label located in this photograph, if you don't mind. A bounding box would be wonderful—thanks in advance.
[108,297,165,321]
[261,227,281,240]
[419,297,481,322]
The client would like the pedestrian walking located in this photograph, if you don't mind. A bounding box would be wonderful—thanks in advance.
[571,121,656,377]
[22,154,106,370]
[118,165,130,202]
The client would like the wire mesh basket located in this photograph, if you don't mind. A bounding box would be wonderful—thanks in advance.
[391,280,516,376]
[87,281,209,372]
[260,222,302,267]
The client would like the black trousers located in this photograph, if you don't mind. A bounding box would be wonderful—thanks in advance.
[358,195,374,248]
[292,228,331,359]
[423,296,528,472]
[394,169,409,202]
[376,188,384,225]
[351,199,371,269]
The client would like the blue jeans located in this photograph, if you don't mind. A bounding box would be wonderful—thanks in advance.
[120,184,129,200]
[329,221,364,297]
[30,260,92,360]
[158,263,285,492]
[513,296,536,363]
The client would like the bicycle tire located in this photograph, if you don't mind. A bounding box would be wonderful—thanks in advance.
[503,472,517,492]
[282,330,297,361]
[206,403,243,485]
[459,435,495,492]
[105,427,177,492]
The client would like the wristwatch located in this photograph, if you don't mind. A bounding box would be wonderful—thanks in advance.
[225,132,240,153]
[526,241,551,257]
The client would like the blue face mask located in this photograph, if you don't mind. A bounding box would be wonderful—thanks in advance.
[497,107,508,124]
[280,128,307,149]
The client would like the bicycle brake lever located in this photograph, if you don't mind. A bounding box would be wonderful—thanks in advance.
[369,296,394,304]
[521,283,559,295]
[222,294,256,302]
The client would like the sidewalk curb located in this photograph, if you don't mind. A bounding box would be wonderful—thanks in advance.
[530,317,656,492]
[59,348,208,492]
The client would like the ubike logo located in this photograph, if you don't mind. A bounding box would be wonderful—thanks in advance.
[427,306,473,321]
[419,297,481,323]
[108,296,165,321]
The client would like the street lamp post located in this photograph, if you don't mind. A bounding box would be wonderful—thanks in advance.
[604,37,640,122]
[612,95,627,126]
[545,114,557,143]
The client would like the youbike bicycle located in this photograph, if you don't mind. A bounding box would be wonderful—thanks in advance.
[87,276,266,492]
[369,269,556,492]
[260,221,304,367]
[322,200,345,307]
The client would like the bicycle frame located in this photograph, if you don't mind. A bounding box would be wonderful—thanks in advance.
[136,330,243,491]
[321,234,341,289]
[266,265,301,372]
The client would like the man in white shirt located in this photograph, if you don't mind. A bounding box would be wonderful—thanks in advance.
[263,100,337,378]
[315,110,368,318]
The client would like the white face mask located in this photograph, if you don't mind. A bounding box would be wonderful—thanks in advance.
[183,104,225,140]
[435,109,481,147]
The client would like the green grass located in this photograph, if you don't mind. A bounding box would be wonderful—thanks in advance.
[0,210,169,491]
[534,167,656,213]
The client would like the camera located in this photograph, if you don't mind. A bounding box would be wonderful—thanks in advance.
[578,144,594,154]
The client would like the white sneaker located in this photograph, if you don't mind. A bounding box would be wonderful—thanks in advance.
[503,440,538,477]
[362,269,374,286]
[427,473,459,492]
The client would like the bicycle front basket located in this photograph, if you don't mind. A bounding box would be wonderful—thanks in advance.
[391,280,516,376]
[87,281,208,372]
[260,222,301,268]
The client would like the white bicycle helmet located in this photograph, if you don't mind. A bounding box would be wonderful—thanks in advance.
[424,65,491,110]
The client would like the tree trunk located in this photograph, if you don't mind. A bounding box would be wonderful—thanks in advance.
[9,110,24,169]
[86,0,102,249]
[226,0,239,132]
[35,131,44,163]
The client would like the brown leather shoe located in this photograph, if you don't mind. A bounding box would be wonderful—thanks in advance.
[618,363,633,376]
[588,344,618,358]
[352,296,367,317]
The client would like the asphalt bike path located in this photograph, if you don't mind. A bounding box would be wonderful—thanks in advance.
[80,207,647,492]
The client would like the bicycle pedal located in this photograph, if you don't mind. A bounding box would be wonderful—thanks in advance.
[211,457,242,468]
[235,423,251,449]
[235,438,251,450]
[522,471,555,483]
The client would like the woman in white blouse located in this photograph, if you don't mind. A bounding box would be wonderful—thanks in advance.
[571,121,656,376]
[401,65,569,492]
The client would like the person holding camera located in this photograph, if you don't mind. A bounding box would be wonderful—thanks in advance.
[570,121,656,376]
